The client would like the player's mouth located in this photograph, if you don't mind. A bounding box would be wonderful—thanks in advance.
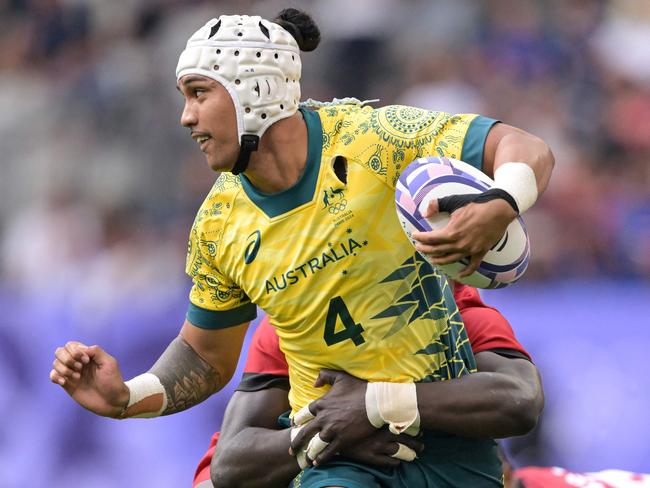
[192,132,212,152]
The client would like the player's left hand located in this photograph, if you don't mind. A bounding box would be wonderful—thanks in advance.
[289,369,375,467]
[412,195,517,277]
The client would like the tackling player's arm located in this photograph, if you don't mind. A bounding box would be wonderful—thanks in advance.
[414,350,542,438]
[49,319,249,418]
[291,351,542,465]
[210,388,296,488]
[414,121,555,276]
[211,350,542,483]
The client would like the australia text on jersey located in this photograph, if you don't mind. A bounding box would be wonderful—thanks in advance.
[264,237,368,294]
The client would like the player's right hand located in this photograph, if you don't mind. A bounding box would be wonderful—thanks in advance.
[340,429,424,468]
[50,342,130,418]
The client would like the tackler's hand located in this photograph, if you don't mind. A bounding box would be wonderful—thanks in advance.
[289,369,375,467]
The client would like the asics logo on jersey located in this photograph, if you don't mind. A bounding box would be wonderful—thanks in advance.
[244,230,261,264]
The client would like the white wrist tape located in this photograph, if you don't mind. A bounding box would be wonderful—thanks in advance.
[365,382,420,436]
[290,425,310,469]
[123,373,168,418]
[493,162,538,214]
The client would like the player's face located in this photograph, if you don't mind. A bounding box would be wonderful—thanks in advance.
[178,75,239,172]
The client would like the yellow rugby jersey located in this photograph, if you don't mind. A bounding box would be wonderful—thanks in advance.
[185,104,498,413]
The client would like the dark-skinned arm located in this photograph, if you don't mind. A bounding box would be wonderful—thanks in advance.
[415,351,543,438]
[290,351,544,466]
[211,387,424,487]
[210,388,296,488]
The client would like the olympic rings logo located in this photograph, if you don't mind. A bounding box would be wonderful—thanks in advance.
[328,200,348,214]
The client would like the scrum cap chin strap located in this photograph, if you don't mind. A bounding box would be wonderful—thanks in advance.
[231,135,259,175]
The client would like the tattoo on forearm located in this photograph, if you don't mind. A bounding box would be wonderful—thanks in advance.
[149,337,221,415]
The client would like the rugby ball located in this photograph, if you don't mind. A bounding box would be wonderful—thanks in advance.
[395,156,530,289]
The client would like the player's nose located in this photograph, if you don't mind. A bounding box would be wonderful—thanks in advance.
[180,100,198,128]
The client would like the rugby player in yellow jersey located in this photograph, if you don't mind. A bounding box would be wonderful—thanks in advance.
[50,8,554,487]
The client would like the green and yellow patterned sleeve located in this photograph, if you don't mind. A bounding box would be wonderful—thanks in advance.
[330,105,498,188]
[185,217,256,330]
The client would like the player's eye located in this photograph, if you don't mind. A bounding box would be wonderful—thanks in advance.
[194,88,206,97]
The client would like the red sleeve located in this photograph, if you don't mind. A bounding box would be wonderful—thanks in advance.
[192,432,220,487]
[243,315,289,375]
[453,282,531,361]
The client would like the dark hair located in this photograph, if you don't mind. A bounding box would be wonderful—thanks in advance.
[274,8,320,52]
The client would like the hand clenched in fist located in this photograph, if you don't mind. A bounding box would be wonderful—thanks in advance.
[50,341,130,418]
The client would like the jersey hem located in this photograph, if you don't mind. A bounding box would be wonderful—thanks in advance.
[236,372,290,392]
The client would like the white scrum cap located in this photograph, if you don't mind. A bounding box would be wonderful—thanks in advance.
[176,14,302,172]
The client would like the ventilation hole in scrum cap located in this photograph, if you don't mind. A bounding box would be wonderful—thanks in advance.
[259,21,270,39]
[261,113,267,119]
[237,32,243,37]
[280,104,284,109]
[274,53,278,59]
[235,79,241,85]
[213,65,219,70]
[209,20,221,38]
[234,50,240,56]
[216,49,221,54]
[256,52,261,58]
[245,107,251,113]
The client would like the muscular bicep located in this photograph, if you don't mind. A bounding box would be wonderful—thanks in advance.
[218,388,291,443]
[482,122,554,193]
[475,351,544,409]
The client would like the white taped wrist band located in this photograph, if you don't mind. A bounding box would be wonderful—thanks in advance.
[493,162,538,214]
[365,382,420,436]
[123,373,168,418]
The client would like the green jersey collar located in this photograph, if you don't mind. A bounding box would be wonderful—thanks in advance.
[240,108,323,218]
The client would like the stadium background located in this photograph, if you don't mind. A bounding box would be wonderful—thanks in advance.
[1,0,649,485]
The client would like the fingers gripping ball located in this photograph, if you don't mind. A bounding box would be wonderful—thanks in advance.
[395,156,530,289]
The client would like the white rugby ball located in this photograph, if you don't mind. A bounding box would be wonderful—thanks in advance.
[395,156,530,289]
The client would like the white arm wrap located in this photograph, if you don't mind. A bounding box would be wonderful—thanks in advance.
[365,382,420,436]
[493,162,538,214]
[123,373,168,418]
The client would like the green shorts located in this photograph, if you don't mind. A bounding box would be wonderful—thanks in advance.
[290,432,503,488]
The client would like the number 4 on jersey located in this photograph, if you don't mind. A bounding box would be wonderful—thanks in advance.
[324,296,365,346]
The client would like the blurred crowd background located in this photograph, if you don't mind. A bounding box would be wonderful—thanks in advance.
[1,0,649,486]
